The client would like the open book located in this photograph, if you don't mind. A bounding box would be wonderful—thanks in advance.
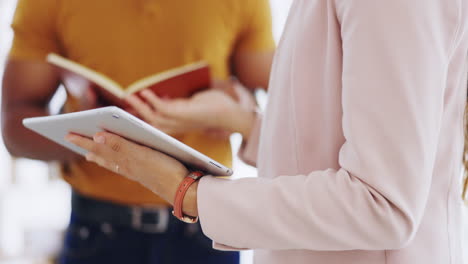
[47,53,211,108]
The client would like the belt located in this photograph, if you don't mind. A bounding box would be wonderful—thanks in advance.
[71,191,171,233]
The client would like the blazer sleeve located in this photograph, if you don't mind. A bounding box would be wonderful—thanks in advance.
[197,0,459,251]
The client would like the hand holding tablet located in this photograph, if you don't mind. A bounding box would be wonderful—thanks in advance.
[23,106,233,176]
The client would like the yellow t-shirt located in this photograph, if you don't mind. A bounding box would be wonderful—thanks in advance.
[9,0,274,205]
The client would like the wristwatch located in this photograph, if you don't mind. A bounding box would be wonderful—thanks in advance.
[172,171,204,223]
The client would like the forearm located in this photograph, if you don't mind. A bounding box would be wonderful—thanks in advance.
[233,51,274,91]
[2,105,80,161]
[197,172,415,251]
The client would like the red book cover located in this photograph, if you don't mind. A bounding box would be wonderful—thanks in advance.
[47,53,211,109]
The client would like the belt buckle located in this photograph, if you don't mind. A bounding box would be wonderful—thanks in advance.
[131,206,169,233]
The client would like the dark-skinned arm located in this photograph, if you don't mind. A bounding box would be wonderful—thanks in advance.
[1,58,80,161]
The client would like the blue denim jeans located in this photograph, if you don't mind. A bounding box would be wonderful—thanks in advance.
[57,213,239,264]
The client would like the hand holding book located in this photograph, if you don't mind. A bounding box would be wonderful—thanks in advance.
[125,81,257,138]
[48,53,252,137]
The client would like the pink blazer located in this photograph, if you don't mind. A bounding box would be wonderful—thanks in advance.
[197,0,468,263]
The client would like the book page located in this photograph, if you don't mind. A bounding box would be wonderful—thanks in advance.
[47,54,125,98]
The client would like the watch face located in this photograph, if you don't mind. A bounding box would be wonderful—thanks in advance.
[172,211,199,224]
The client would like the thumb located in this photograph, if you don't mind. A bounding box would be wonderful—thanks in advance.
[140,90,187,119]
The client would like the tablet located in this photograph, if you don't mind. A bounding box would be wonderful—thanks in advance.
[23,106,233,176]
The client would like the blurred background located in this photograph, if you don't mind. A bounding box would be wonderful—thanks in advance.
[0,0,466,264]
[0,0,294,263]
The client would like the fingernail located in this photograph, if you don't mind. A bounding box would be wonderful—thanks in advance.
[85,153,93,161]
[93,135,105,144]
[65,134,76,142]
